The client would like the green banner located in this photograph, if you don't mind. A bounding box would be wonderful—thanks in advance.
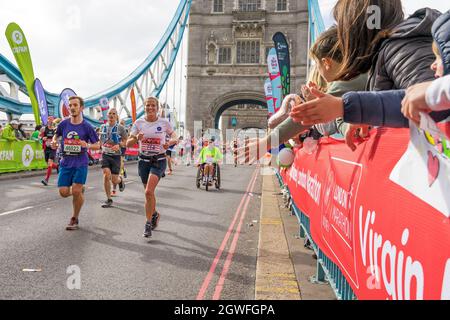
[5,23,40,125]
[0,140,47,173]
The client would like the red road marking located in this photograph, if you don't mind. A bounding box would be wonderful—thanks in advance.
[212,169,259,300]
[196,168,259,300]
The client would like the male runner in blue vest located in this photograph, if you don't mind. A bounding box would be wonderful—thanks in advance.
[99,108,128,208]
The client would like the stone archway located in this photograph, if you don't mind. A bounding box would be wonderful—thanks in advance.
[209,91,267,129]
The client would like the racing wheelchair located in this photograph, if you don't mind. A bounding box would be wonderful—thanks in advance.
[196,163,221,191]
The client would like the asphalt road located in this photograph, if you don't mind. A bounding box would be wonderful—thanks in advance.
[0,162,262,300]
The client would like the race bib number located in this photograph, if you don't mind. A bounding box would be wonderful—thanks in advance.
[206,155,214,164]
[141,138,161,155]
[64,139,82,154]
[103,143,116,154]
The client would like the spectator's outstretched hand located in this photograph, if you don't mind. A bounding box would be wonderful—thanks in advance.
[290,88,344,126]
[301,82,323,102]
[345,124,370,152]
[401,81,433,126]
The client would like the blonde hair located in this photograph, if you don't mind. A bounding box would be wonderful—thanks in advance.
[308,64,328,92]
[432,41,441,58]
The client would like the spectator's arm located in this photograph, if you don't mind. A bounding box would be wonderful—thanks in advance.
[273,117,309,144]
[426,75,450,111]
[343,90,409,128]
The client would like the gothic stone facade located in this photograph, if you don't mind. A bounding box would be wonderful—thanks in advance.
[186,0,309,135]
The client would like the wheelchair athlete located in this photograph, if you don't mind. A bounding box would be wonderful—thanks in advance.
[197,138,223,186]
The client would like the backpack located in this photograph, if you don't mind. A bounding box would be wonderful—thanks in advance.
[101,124,120,144]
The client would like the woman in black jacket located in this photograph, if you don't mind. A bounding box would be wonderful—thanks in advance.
[332,0,440,91]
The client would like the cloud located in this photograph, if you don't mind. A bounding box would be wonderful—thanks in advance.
[0,0,180,97]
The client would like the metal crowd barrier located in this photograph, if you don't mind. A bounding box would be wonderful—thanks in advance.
[276,171,357,301]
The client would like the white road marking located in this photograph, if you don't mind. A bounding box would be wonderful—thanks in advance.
[0,207,34,217]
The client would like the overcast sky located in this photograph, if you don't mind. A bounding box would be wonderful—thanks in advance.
[0,0,448,121]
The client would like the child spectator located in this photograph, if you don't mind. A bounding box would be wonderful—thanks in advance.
[269,27,368,147]
[402,12,450,123]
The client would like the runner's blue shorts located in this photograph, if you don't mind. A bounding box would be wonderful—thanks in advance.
[58,166,89,187]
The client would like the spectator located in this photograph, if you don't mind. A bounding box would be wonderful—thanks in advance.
[16,123,28,140]
[1,120,19,142]
[402,11,450,123]
[275,27,369,145]
[330,0,438,89]
[31,125,43,142]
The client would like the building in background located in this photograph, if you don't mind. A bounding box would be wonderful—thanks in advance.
[186,0,309,136]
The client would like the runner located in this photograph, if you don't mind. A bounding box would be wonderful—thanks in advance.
[41,117,59,186]
[233,138,238,167]
[184,136,192,166]
[166,141,175,175]
[120,119,129,179]
[126,97,178,238]
[51,96,100,231]
[100,108,128,208]
[112,119,129,197]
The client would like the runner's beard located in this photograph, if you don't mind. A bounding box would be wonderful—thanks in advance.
[70,110,83,120]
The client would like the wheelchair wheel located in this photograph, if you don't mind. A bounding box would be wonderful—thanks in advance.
[205,173,209,192]
[215,166,221,190]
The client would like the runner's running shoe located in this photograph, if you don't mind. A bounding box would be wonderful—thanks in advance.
[151,212,161,230]
[66,217,79,231]
[143,221,153,238]
[111,190,117,197]
[41,179,48,186]
[119,177,126,192]
[102,199,113,208]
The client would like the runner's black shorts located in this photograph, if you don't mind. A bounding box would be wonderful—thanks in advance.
[101,154,122,175]
[138,155,167,184]
[166,150,173,157]
[45,149,56,162]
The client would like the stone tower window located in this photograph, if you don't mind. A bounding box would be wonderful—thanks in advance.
[238,0,261,12]
[213,0,224,13]
[236,40,260,64]
[276,0,288,12]
[218,48,232,64]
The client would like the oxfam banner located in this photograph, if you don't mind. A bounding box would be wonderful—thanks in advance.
[5,23,40,125]
[0,140,47,173]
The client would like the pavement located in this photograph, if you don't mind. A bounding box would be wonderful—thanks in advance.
[255,172,335,300]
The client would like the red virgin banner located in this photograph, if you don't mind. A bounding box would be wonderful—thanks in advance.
[280,126,450,300]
